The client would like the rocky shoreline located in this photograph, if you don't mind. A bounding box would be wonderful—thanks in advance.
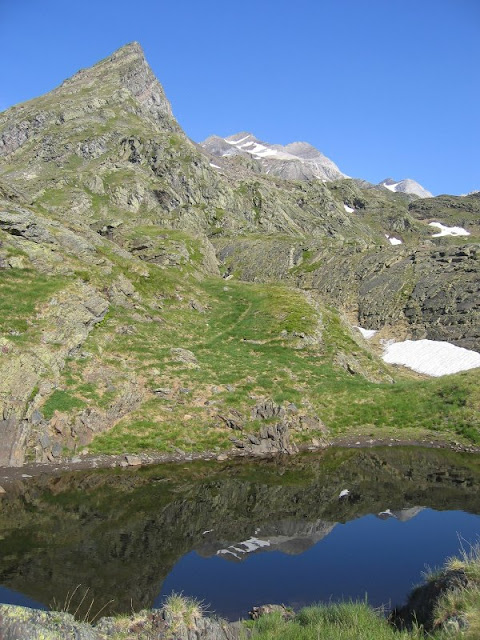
[1,435,479,487]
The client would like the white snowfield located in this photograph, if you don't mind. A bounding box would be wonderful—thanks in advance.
[385,234,402,245]
[226,136,299,161]
[209,163,221,169]
[384,182,399,192]
[382,339,480,376]
[344,203,354,213]
[356,327,377,339]
[429,222,470,237]
[219,134,346,180]
[225,135,250,146]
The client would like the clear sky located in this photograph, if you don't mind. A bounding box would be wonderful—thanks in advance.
[1,0,479,195]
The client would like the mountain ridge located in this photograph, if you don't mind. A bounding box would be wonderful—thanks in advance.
[201,131,433,197]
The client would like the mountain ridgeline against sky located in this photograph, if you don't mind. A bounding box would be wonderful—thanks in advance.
[380,177,433,199]
[200,132,347,182]
[0,42,479,468]
[201,132,433,196]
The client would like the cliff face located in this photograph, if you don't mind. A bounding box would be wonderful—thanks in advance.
[0,43,478,466]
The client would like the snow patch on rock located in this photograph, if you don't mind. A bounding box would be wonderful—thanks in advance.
[344,203,354,213]
[384,182,399,192]
[357,327,378,339]
[385,234,402,245]
[429,222,470,237]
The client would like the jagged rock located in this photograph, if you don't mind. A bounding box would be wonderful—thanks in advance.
[0,208,55,244]
[251,399,285,420]
[0,417,29,467]
[299,415,327,433]
[30,410,43,426]
[108,274,137,306]
[245,421,298,455]
[38,432,51,450]
[125,454,142,466]
[218,409,245,431]
[51,442,63,458]
[0,604,98,640]
[249,604,294,621]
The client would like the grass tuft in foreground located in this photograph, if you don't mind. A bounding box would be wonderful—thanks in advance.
[247,602,420,640]
[432,542,480,638]
[162,592,205,632]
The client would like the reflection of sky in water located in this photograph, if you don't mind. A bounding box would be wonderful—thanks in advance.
[158,509,480,620]
[0,586,47,610]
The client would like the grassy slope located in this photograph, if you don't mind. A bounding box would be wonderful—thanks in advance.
[1,219,478,456]
[42,250,479,455]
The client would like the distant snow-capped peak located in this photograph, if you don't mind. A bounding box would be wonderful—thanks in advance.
[380,177,433,199]
[200,132,346,182]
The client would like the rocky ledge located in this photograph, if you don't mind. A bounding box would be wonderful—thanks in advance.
[0,603,246,640]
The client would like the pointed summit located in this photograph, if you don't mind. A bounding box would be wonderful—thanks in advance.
[0,42,179,159]
[58,41,174,125]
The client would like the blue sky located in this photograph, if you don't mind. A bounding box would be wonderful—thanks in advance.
[1,0,479,195]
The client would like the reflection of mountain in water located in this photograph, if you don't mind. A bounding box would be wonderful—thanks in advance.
[205,506,425,561]
[1,447,480,617]
[376,506,425,521]
[199,519,337,561]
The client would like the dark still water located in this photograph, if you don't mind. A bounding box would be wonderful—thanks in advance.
[1,447,480,621]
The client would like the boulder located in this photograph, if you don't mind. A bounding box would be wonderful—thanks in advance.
[171,348,199,367]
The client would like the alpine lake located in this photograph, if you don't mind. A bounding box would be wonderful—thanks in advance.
[1,446,480,621]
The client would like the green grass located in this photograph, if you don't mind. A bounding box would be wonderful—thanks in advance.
[0,268,69,339]
[162,592,204,631]
[17,249,474,456]
[49,270,477,455]
[42,390,86,420]
[247,603,420,640]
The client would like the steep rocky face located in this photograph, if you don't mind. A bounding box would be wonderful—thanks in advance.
[214,232,480,351]
[0,42,177,158]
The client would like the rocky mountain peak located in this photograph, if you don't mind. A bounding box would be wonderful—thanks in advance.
[58,41,174,124]
[283,141,326,161]
[379,177,433,199]
[0,42,178,161]
[201,132,346,182]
